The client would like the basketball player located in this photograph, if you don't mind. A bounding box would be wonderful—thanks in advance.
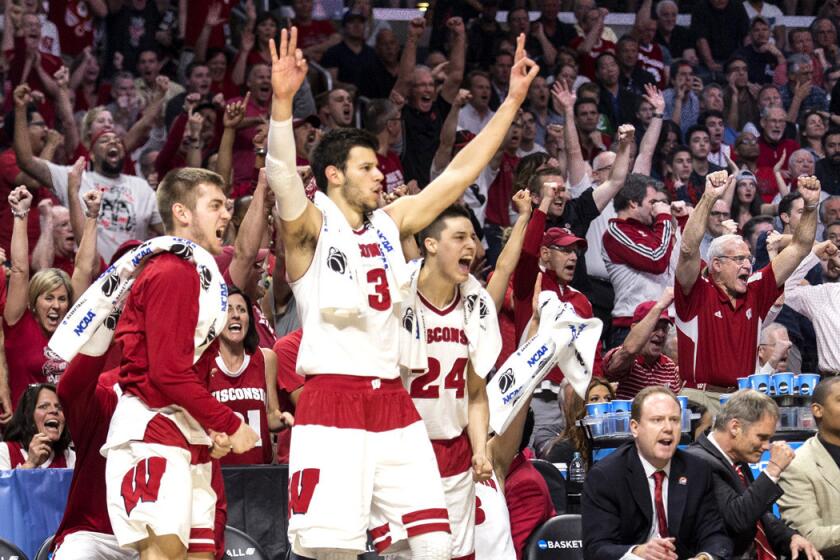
[102,168,259,559]
[265,27,538,560]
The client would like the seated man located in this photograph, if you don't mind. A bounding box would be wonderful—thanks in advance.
[755,322,792,374]
[779,377,840,557]
[582,386,732,560]
[685,390,820,559]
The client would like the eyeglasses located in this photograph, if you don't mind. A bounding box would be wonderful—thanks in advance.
[710,211,731,219]
[716,254,755,265]
[549,245,581,255]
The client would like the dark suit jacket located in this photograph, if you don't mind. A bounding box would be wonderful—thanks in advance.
[582,442,732,559]
[685,434,796,557]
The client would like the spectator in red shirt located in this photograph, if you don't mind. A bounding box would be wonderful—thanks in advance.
[570,7,615,81]
[69,46,111,113]
[605,289,683,400]
[734,131,778,202]
[292,0,340,63]
[48,0,107,58]
[757,106,800,169]
[0,383,74,469]
[180,0,234,50]
[364,98,407,195]
[674,170,820,414]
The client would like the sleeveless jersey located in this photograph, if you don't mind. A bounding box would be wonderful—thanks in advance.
[209,349,272,464]
[0,440,75,469]
[406,292,471,440]
[291,212,404,379]
[474,472,516,560]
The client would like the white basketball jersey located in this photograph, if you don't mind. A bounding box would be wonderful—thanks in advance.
[292,215,403,379]
[474,472,516,560]
[406,292,471,440]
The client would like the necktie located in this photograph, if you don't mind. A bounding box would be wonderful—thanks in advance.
[653,470,669,538]
[735,464,777,560]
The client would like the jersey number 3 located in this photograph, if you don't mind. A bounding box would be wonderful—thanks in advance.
[409,357,468,399]
[367,269,391,311]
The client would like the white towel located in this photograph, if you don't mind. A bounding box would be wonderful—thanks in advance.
[47,236,228,364]
[313,191,410,320]
[487,291,602,435]
[399,259,502,377]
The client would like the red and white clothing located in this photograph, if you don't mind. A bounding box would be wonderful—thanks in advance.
[4,309,67,406]
[603,349,683,400]
[183,0,233,48]
[273,329,304,464]
[474,473,516,560]
[638,42,667,90]
[209,349,273,465]
[569,36,616,80]
[602,213,678,328]
[377,151,405,194]
[675,264,782,388]
[0,441,75,469]
[48,0,96,57]
[406,291,480,560]
[505,452,555,559]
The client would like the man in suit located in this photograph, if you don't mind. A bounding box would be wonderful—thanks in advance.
[780,377,840,559]
[686,390,821,559]
[582,386,732,560]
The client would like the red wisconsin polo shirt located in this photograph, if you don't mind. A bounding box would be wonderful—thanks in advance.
[675,263,781,388]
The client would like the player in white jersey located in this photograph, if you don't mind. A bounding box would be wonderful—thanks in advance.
[264,28,539,560]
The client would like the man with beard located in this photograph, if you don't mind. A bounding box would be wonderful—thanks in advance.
[816,129,840,195]
[13,84,163,262]
[675,170,820,414]
[394,16,465,187]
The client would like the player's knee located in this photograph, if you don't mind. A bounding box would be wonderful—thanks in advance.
[408,531,452,560]
[138,530,185,560]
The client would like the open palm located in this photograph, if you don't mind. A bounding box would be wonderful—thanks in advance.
[270,27,308,101]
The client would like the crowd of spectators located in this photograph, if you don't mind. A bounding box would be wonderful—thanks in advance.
[2,0,840,557]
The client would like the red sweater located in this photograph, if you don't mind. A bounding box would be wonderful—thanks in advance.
[115,254,241,435]
[505,452,556,559]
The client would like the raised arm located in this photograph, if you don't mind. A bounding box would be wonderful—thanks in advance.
[30,200,55,272]
[633,85,664,175]
[771,176,820,286]
[52,66,80,157]
[231,29,254,86]
[636,0,653,27]
[12,85,54,189]
[605,288,673,377]
[194,2,226,63]
[675,170,729,294]
[64,157,87,247]
[439,18,466,105]
[71,189,102,301]
[4,187,33,326]
[488,190,532,310]
[122,76,169,153]
[431,89,469,175]
[467,364,492,482]
[229,168,269,291]
[391,17,425,100]
[592,125,635,211]
[551,80,587,187]
[184,109,205,168]
[386,34,539,236]
[217,93,249,192]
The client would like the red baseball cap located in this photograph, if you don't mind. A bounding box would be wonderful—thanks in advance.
[632,300,673,324]
[541,227,587,250]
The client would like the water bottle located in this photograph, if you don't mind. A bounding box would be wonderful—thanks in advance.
[568,451,585,483]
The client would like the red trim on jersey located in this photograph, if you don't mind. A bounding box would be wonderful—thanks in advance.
[403,508,450,525]
[453,553,476,560]
[431,430,472,478]
[418,290,460,316]
[296,375,421,431]
[405,522,451,537]
[370,522,393,552]
[188,527,217,553]
[5,441,25,467]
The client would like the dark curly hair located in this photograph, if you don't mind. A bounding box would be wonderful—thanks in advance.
[4,384,72,458]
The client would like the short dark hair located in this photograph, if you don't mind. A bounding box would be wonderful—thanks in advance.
[686,124,710,144]
[185,61,209,79]
[363,98,396,135]
[778,191,803,223]
[310,127,379,192]
[4,384,72,457]
[528,166,564,196]
[813,376,840,407]
[4,103,38,138]
[631,386,680,422]
[466,69,491,88]
[226,285,260,354]
[699,109,725,125]
[742,214,774,241]
[613,173,663,212]
[823,127,840,149]
[573,97,598,116]
[419,205,472,257]
[595,51,618,72]
[725,55,748,74]
[668,144,691,164]
[824,220,840,240]
[157,168,226,232]
[669,59,692,82]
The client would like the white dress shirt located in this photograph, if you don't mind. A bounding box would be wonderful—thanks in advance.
[620,452,672,560]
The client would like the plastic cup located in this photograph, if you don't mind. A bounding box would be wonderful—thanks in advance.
[676,395,689,410]
[772,373,795,396]
[737,377,751,390]
[749,373,771,395]
[586,402,612,417]
[611,400,632,413]
[797,374,821,396]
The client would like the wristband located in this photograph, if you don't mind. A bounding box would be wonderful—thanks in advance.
[652,112,664,119]
[11,209,29,219]
[255,147,267,156]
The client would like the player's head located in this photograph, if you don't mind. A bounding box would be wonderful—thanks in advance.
[157,167,230,255]
[419,205,476,284]
[310,128,383,214]
[4,383,72,455]
[221,285,259,354]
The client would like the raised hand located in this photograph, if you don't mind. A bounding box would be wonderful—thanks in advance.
[721,218,738,235]
[8,185,33,214]
[798,175,822,208]
[512,189,532,217]
[24,433,51,468]
[187,108,204,138]
[407,17,426,41]
[446,16,465,37]
[388,89,406,112]
[154,75,170,99]
[68,156,86,195]
[617,124,635,146]
[657,286,674,309]
[643,83,665,114]
[53,66,70,91]
[206,3,225,27]
[704,170,729,199]
[83,188,103,218]
[453,88,472,108]
[774,149,788,174]
[269,27,308,102]
[223,91,250,129]
[652,199,671,217]
[241,29,255,52]
[13,84,32,109]
[507,34,540,105]
[551,80,576,113]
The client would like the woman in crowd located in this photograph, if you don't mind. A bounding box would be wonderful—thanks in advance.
[800,110,827,160]
[543,377,615,467]
[652,120,682,181]
[730,170,764,229]
[4,187,72,406]
[0,383,74,469]
[209,286,291,465]
[247,12,282,67]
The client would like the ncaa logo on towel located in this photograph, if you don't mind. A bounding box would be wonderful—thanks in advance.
[498,368,515,394]
[327,247,347,274]
[464,294,490,320]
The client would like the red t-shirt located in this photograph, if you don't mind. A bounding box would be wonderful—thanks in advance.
[4,38,62,124]
[183,0,234,48]
[4,309,67,406]
[505,451,556,560]
[272,329,304,464]
[48,0,95,57]
[675,264,782,388]
[757,137,799,169]
[209,349,273,465]
[755,166,777,203]
[232,96,269,187]
[377,151,405,193]
[115,253,241,435]
[568,36,615,80]
[0,149,56,256]
[294,19,337,50]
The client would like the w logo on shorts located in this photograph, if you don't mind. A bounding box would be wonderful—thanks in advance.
[121,457,166,516]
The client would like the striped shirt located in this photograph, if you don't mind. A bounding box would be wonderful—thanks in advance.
[603,347,683,400]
